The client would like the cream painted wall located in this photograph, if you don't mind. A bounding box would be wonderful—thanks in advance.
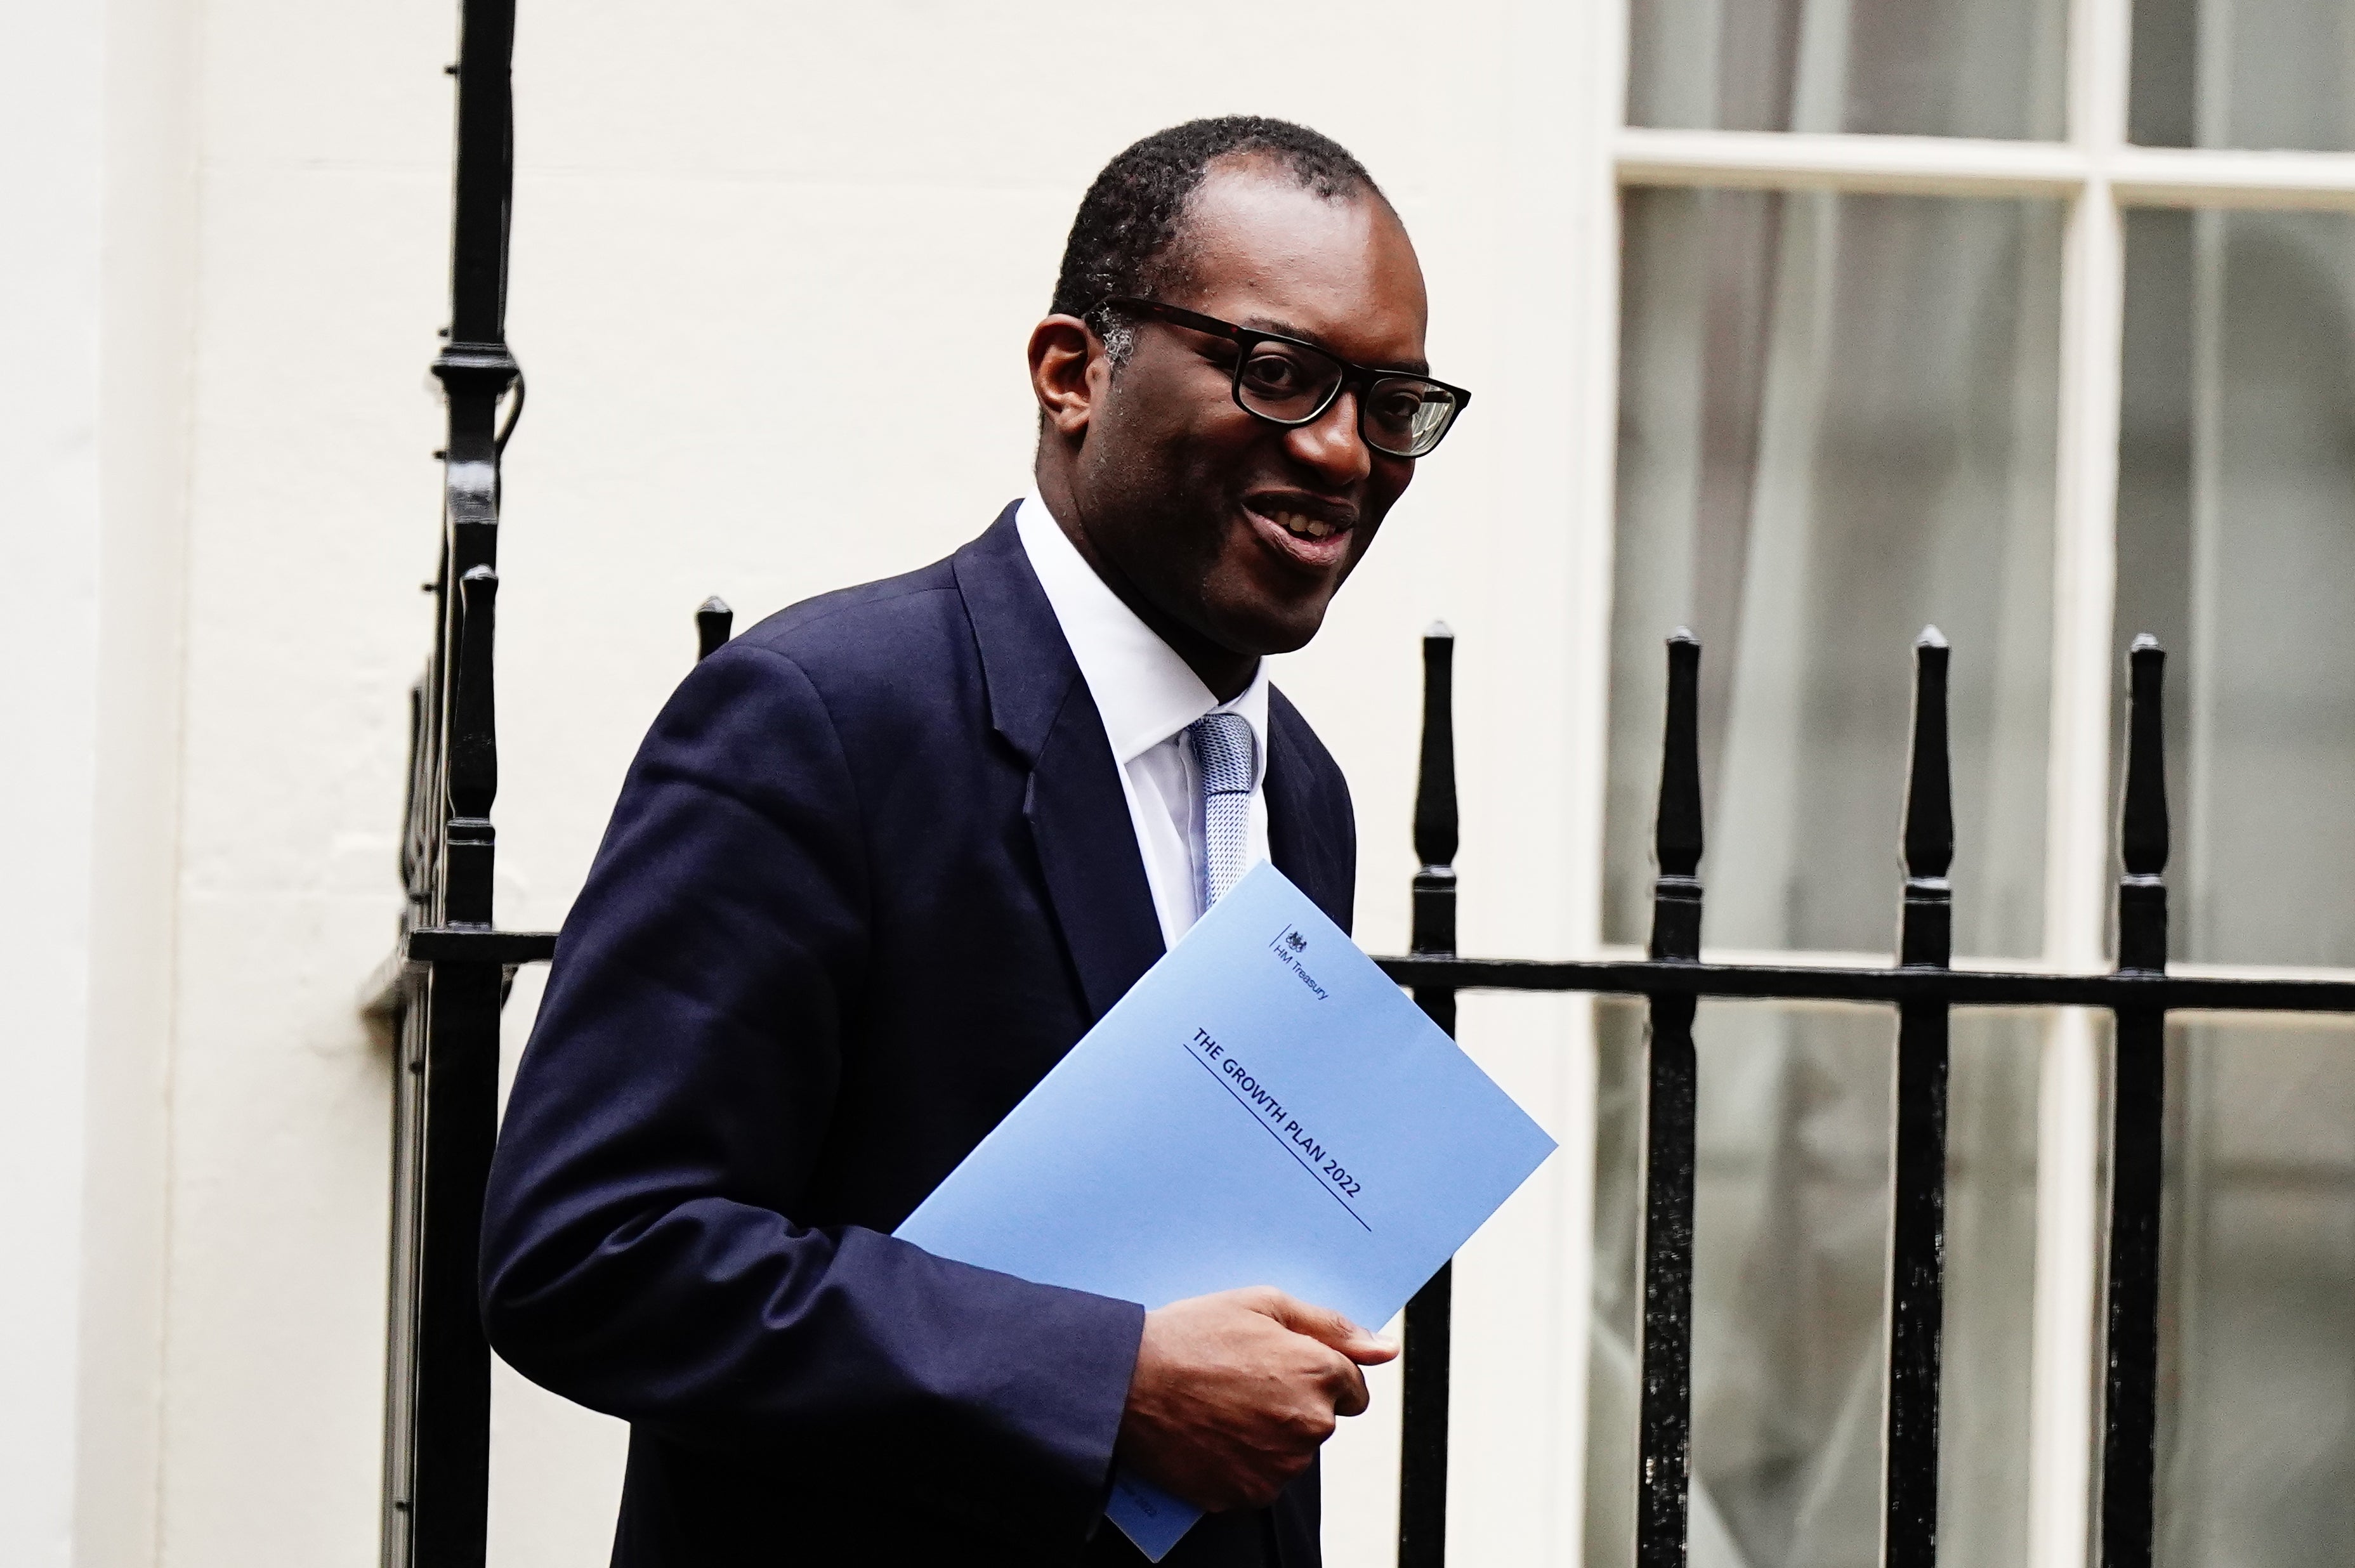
[4,1,196,1567]
[1,2,107,1561]
[11,4,1624,1565]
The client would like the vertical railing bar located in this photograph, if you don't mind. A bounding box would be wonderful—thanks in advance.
[1398,622,1458,1568]
[407,971,502,1568]
[408,569,505,1568]
[1636,629,1703,1568]
[384,5,520,1567]
[1883,629,1955,1568]
[695,596,735,662]
[2101,635,2169,1568]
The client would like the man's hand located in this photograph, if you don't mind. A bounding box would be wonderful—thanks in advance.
[1115,1286,1400,1513]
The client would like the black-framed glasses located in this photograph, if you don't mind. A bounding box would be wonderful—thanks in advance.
[1099,296,1471,459]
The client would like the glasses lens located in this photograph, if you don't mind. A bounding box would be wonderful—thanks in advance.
[1363,378,1459,457]
[1234,341,1346,422]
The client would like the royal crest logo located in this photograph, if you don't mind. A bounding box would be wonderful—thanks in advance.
[1285,930,1308,953]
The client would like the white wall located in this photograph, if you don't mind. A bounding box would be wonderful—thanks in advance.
[1,2,106,1561]
[8,4,1622,1564]
[3,1,197,1566]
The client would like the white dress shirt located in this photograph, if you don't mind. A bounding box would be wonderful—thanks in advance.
[1016,492,1271,950]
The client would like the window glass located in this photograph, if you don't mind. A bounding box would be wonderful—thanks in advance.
[2155,1018,2355,1567]
[2130,0,2355,150]
[1628,0,2067,138]
[1607,188,2058,960]
[2115,207,2355,967]
[1585,1000,2039,1568]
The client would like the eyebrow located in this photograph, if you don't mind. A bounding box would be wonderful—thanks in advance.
[1235,313,1432,377]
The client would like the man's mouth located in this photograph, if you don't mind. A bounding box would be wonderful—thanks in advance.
[1243,496,1357,566]
[1271,509,1342,540]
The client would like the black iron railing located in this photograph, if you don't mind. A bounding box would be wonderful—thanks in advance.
[364,4,553,1566]
[1370,623,2355,1568]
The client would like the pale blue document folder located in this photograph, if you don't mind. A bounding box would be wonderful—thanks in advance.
[896,863,1557,1560]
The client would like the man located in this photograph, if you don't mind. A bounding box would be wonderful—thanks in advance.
[480,116,1470,1567]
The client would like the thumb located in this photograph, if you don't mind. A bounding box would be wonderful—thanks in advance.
[1258,1291,1400,1364]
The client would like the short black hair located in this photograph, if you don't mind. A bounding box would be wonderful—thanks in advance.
[1051,117,1384,364]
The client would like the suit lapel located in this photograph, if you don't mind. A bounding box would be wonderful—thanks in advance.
[1266,688,1353,936]
[954,507,1164,1021]
[1024,687,1166,1019]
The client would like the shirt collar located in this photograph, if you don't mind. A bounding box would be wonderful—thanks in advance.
[1016,490,1269,780]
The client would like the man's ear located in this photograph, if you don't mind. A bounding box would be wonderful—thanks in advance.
[1028,314,1101,440]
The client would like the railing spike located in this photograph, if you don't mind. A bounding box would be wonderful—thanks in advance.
[1901,634,1956,918]
[2121,636,2168,884]
[696,596,735,662]
[1412,627,1459,880]
[1653,630,1704,901]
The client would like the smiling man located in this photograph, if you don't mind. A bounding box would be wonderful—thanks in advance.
[480,118,1469,1568]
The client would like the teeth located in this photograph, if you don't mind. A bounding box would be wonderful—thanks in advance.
[1273,511,1335,540]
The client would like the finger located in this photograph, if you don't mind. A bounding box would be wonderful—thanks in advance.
[1328,1357,1372,1419]
[1259,1291,1398,1362]
[1228,1446,1316,1513]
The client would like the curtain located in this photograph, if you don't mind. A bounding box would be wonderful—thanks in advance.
[2118,46,2355,1548]
[1585,1004,2040,1568]
[1630,0,2064,139]
[1596,4,2067,1564]
[1594,180,2059,1568]
[2130,0,2355,152]
[1598,3,2355,1566]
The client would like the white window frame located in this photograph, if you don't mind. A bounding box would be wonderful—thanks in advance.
[1564,1,2355,1564]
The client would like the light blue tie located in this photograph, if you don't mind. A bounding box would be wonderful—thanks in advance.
[1186,711,1256,910]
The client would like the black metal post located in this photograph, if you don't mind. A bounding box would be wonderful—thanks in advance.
[1883,629,1953,1568]
[1637,630,1703,1568]
[405,564,507,1568]
[381,6,522,1567]
[1398,624,1458,1568]
[2102,635,2169,1568]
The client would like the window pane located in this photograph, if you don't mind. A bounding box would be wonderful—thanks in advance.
[2116,208,2355,967]
[2131,0,2355,150]
[1608,189,2058,959]
[1585,1000,2039,1568]
[2156,1018,2355,1567]
[1629,0,2067,138]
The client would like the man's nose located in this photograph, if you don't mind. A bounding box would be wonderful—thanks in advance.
[1283,389,1373,488]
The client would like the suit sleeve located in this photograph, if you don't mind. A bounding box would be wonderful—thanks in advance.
[478,639,1143,1546]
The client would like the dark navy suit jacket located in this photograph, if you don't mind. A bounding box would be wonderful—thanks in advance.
[480,507,1357,1567]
